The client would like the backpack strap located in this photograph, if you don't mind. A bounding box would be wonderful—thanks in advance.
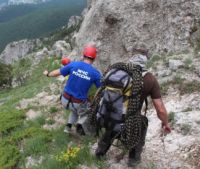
[144,98,148,116]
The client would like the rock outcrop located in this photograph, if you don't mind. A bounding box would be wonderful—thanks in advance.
[73,0,200,68]
[0,39,42,64]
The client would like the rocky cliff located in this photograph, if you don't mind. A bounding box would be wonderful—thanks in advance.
[0,39,42,64]
[73,0,200,69]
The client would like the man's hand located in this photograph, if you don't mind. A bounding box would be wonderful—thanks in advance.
[162,123,171,133]
[43,69,61,77]
[43,70,49,76]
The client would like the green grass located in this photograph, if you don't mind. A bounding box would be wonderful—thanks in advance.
[0,141,20,169]
[24,135,52,156]
[179,80,200,95]
[30,116,46,127]
[0,57,59,110]
[145,162,158,169]
[168,112,176,127]
[0,57,60,168]
[160,76,200,95]
[146,55,161,69]
[49,106,58,114]
[0,56,105,169]
[46,119,55,125]
[0,109,25,134]
[180,124,191,135]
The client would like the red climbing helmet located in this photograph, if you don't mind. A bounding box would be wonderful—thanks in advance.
[83,46,97,59]
[61,57,71,66]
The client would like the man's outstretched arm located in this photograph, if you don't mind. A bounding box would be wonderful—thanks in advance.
[152,98,171,133]
[43,69,61,77]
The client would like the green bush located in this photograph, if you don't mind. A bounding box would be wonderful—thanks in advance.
[0,109,25,134]
[12,57,32,86]
[46,119,55,125]
[49,107,58,114]
[146,55,161,69]
[168,112,176,126]
[160,77,200,95]
[24,135,51,156]
[145,162,158,169]
[0,141,20,169]
[0,62,13,88]
[180,124,191,135]
[179,80,200,95]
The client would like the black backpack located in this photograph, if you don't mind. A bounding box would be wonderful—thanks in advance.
[89,62,145,149]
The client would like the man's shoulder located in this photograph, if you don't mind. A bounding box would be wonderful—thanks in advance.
[143,72,158,83]
[143,71,155,77]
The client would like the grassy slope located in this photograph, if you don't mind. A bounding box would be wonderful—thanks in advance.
[0,57,104,169]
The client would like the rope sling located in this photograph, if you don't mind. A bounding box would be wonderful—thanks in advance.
[88,62,143,149]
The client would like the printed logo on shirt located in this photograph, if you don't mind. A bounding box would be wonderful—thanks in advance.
[72,69,91,80]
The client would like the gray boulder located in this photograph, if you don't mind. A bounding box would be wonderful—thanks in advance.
[169,59,184,71]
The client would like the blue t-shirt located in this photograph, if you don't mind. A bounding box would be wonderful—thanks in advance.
[60,61,101,100]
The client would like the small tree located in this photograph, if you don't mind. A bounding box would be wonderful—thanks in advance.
[0,61,13,88]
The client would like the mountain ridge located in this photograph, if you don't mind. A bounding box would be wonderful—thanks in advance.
[0,0,86,52]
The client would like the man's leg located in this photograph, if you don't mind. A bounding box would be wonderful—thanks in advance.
[95,130,118,158]
[128,116,148,165]
[76,101,89,135]
[64,102,79,133]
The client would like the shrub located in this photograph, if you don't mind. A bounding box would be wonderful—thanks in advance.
[46,119,55,125]
[0,141,20,169]
[145,162,158,169]
[49,107,58,114]
[182,107,193,112]
[160,82,168,95]
[0,62,13,88]
[0,109,25,134]
[24,135,51,156]
[180,124,191,135]
[12,58,32,86]
[146,55,161,69]
[168,112,176,126]
[179,80,200,95]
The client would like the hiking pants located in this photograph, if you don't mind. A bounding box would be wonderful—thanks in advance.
[95,115,148,159]
[61,96,88,125]
[129,115,148,160]
[95,130,119,157]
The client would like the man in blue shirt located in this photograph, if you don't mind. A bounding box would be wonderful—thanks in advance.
[43,46,101,134]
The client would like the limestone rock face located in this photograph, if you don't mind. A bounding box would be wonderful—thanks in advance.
[0,39,42,64]
[67,16,82,29]
[52,40,71,57]
[74,0,200,68]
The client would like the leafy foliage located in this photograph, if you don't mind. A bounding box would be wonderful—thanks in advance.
[0,61,13,88]
[0,109,25,134]
[0,141,20,169]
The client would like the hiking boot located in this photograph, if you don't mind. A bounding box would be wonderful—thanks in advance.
[76,124,85,135]
[127,158,141,168]
[64,124,72,133]
[95,141,110,158]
